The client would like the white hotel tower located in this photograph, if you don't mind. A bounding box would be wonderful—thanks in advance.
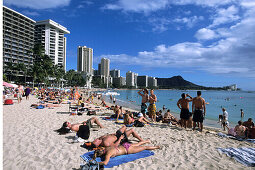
[77,46,93,74]
[34,19,70,70]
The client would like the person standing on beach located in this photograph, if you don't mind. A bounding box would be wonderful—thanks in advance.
[177,93,193,128]
[240,109,244,118]
[24,86,31,100]
[192,91,206,132]
[148,89,157,122]
[137,88,149,117]
[222,108,229,131]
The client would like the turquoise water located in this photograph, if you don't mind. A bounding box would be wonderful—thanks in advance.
[103,90,255,128]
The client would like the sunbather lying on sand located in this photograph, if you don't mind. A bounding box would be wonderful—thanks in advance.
[92,140,160,166]
[92,126,144,148]
[123,112,151,126]
[56,117,104,139]
[31,103,61,108]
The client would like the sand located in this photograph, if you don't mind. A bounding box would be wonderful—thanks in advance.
[3,95,254,170]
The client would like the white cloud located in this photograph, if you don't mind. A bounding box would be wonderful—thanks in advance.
[148,17,171,32]
[103,0,169,13]
[171,0,235,7]
[173,16,204,28]
[209,5,240,28]
[195,28,218,40]
[4,0,71,9]
[100,6,255,77]
[21,10,40,16]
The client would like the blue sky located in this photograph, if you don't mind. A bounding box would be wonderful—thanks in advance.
[3,0,255,90]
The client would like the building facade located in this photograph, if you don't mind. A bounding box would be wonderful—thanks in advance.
[113,77,126,87]
[3,6,35,70]
[126,71,138,87]
[110,69,120,78]
[137,75,148,87]
[77,46,93,74]
[148,76,157,88]
[35,19,70,70]
[100,58,110,84]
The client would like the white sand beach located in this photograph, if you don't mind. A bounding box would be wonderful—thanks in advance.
[3,95,254,169]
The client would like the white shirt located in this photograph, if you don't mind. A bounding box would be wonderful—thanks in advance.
[223,111,228,121]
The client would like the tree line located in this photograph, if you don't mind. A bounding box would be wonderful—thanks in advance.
[3,44,86,87]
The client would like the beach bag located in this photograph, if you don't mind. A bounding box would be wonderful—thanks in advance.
[134,120,145,127]
[80,160,102,170]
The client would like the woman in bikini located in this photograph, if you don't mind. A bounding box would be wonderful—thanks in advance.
[92,139,160,166]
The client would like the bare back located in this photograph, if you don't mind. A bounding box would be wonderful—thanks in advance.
[177,98,191,109]
[192,97,205,110]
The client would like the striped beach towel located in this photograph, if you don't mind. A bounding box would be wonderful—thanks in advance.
[217,147,255,167]
[217,132,255,143]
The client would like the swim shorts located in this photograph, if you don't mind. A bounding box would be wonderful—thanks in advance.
[77,125,90,140]
[193,109,204,123]
[180,108,191,120]
[148,104,156,116]
[141,103,147,114]
[115,130,129,144]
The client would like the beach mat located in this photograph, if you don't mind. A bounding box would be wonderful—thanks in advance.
[80,150,154,168]
[101,117,123,121]
[217,132,255,143]
[217,147,255,167]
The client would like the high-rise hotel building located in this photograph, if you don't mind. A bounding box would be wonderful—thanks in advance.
[35,19,70,70]
[77,46,93,74]
[3,6,35,69]
[100,58,110,84]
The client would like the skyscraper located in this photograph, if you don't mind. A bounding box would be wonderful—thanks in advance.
[110,69,120,78]
[77,46,93,74]
[148,76,157,88]
[3,6,35,70]
[34,19,70,70]
[100,58,110,84]
[137,75,148,87]
[126,71,138,87]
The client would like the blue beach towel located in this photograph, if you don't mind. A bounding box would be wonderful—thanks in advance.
[217,132,255,143]
[80,150,154,168]
[217,147,255,167]
[36,105,45,109]
[101,117,123,121]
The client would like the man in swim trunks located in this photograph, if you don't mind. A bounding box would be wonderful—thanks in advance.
[138,88,149,117]
[148,89,157,122]
[92,126,144,148]
[192,91,206,132]
[177,93,193,128]
[62,117,104,139]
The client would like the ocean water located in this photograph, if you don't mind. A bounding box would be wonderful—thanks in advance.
[102,90,255,128]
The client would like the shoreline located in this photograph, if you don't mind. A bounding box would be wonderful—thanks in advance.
[95,92,229,132]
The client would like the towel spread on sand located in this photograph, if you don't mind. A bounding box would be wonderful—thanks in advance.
[217,132,255,143]
[217,147,255,167]
[80,150,154,168]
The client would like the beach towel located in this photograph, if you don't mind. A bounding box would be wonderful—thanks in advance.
[115,121,134,127]
[80,150,154,168]
[101,117,123,121]
[36,105,45,109]
[217,132,255,143]
[217,147,255,167]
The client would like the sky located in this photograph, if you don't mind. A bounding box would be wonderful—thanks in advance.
[3,0,255,90]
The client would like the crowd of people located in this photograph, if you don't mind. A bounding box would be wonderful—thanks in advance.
[3,85,254,167]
